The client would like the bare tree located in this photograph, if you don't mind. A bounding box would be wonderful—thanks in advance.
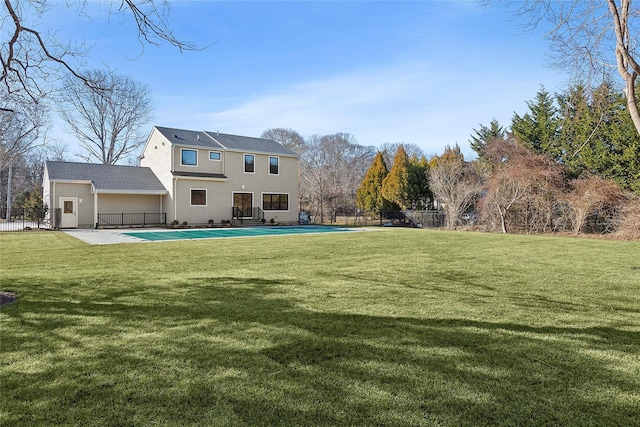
[429,145,482,230]
[493,0,640,136]
[1,0,199,110]
[58,69,153,165]
[261,128,306,155]
[481,137,566,234]
[300,133,374,223]
[0,91,47,218]
[300,135,330,223]
[0,101,47,170]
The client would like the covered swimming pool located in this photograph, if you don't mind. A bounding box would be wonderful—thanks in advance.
[122,226,356,242]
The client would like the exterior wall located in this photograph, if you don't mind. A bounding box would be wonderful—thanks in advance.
[52,182,94,228]
[42,168,52,212]
[173,179,232,225]
[172,145,225,176]
[97,194,163,214]
[139,129,174,215]
[225,151,299,223]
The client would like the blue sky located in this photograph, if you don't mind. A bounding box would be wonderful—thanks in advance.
[45,1,567,159]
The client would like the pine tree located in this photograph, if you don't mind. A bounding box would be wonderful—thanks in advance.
[556,83,640,194]
[381,145,410,210]
[356,152,391,215]
[469,119,505,161]
[22,184,48,227]
[407,155,432,210]
[512,87,560,155]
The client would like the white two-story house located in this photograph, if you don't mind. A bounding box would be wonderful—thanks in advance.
[140,126,299,225]
[42,126,300,228]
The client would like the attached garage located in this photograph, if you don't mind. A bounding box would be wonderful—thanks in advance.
[43,161,168,229]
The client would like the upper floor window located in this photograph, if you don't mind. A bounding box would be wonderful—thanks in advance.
[209,151,221,161]
[244,154,255,173]
[269,156,279,175]
[181,149,197,166]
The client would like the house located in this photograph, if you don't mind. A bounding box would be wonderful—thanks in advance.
[42,126,300,228]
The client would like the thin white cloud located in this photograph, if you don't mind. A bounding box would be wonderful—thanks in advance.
[157,59,564,157]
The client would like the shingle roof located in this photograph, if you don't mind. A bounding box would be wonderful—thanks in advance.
[45,161,167,193]
[154,126,299,157]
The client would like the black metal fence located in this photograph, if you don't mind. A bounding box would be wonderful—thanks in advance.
[97,212,166,228]
[316,210,447,228]
[0,207,60,231]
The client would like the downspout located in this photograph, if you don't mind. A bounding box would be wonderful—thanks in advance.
[93,185,98,228]
[52,181,56,228]
[171,144,177,222]
[173,178,178,223]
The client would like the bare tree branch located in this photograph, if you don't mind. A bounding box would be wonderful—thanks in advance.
[58,69,153,165]
[487,0,640,135]
[1,0,204,110]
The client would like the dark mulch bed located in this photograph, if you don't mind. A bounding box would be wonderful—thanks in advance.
[0,291,18,307]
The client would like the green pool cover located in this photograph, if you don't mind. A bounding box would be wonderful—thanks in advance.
[122,226,353,241]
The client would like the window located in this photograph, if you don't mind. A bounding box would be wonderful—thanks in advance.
[181,149,197,166]
[209,151,221,161]
[190,189,206,206]
[244,154,255,173]
[263,193,288,210]
[269,156,279,175]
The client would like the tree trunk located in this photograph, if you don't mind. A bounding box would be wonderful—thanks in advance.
[497,203,508,234]
[6,164,12,222]
[608,0,640,136]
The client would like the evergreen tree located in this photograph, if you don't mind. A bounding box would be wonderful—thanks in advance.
[381,146,410,210]
[556,83,640,194]
[469,119,506,161]
[356,152,392,215]
[406,155,432,209]
[21,184,47,227]
[511,87,560,156]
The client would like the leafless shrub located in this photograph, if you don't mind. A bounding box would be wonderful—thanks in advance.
[480,137,566,234]
[614,196,640,240]
[564,176,626,235]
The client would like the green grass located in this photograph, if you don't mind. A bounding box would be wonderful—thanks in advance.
[1,229,639,426]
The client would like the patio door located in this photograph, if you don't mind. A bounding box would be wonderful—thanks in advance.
[233,193,253,218]
[60,197,78,228]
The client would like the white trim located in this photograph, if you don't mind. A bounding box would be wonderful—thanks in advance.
[173,176,227,182]
[180,148,198,167]
[243,153,256,174]
[60,197,78,228]
[268,156,280,175]
[232,191,254,218]
[94,191,98,227]
[261,192,290,212]
[209,151,222,161]
[93,189,168,195]
[49,179,93,185]
[190,188,207,207]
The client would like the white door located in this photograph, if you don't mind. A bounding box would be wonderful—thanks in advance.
[60,197,78,228]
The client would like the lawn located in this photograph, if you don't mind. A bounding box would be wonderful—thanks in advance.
[1,228,638,426]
